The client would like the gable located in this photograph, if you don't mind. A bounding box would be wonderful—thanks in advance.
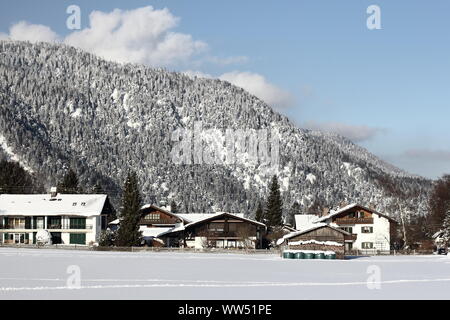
[139,206,182,225]
[289,225,346,242]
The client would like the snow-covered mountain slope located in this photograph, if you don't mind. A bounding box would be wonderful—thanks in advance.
[0,41,432,218]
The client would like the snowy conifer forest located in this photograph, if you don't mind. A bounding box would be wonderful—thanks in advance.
[0,41,432,220]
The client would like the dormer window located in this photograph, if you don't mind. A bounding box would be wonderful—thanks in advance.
[81,202,86,206]
[72,202,77,206]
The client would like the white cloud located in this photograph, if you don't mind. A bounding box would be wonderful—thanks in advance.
[64,6,207,67]
[3,21,59,43]
[0,7,294,111]
[303,121,383,143]
[219,71,295,109]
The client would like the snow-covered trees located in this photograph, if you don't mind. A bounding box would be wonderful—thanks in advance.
[57,168,80,194]
[0,160,41,193]
[265,175,283,227]
[0,40,432,218]
[442,209,450,244]
[116,171,142,247]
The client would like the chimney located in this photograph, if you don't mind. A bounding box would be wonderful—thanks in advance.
[50,187,57,198]
[321,207,330,217]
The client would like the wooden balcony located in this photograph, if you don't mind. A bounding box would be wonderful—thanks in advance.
[335,217,373,225]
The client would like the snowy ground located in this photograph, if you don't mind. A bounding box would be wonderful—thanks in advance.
[0,247,449,299]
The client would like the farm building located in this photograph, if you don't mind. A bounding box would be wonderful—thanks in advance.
[294,204,397,253]
[277,223,356,259]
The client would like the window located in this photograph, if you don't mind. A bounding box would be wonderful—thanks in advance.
[48,216,62,229]
[70,217,86,229]
[72,202,77,206]
[361,226,373,233]
[81,202,86,206]
[208,223,224,232]
[144,213,160,221]
[341,227,353,234]
[362,242,374,249]
[70,233,86,245]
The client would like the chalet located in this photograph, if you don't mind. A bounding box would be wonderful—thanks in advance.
[0,192,113,245]
[114,205,267,249]
[277,223,355,259]
[300,203,397,253]
[137,204,187,247]
[165,212,266,249]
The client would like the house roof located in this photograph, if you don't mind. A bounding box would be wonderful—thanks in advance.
[316,203,397,223]
[140,226,174,238]
[181,212,266,229]
[295,214,319,231]
[140,204,187,223]
[176,213,245,224]
[276,223,352,246]
[0,193,108,217]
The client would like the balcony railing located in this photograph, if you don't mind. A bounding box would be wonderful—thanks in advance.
[0,225,93,230]
[335,218,374,225]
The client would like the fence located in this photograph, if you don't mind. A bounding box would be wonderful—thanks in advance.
[347,249,434,256]
[0,243,280,255]
[0,243,436,256]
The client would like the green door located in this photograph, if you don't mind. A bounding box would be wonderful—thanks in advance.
[70,233,86,245]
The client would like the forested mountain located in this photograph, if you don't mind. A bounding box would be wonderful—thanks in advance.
[0,41,432,220]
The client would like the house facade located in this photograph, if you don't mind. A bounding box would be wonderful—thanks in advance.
[137,204,186,247]
[277,223,355,259]
[176,212,266,249]
[112,205,267,249]
[316,204,396,252]
[0,193,113,246]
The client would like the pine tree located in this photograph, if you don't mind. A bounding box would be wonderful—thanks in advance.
[91,182,104,194]
[116,171,142,247]
[58,168,79,194]
[287,201,300,227]
[442,208,450,244]
[0,160,38,194]
[170,200,178,213]
[255,202,264,223]
[265,175,283,227]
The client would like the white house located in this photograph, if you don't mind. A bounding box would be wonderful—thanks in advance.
[295,204,397,252]
[0,192,113,246]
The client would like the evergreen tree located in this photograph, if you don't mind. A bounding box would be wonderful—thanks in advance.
[265,175,283,227]
[255,202,264,223]
[442,208,450,244]
[91,182,104,194]
[170,200,178,213]
[58,168,79,194]
[0,160,38,194]
[287,201,300,227]
[116,171,142,247]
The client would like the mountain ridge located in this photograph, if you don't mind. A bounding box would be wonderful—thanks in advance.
[0,40,432,219]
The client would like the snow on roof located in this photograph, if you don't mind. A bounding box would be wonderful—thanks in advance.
[432,230,444,239]
[176,213,244,224]
[140,226,173,238]
[276,223,351,246]
[295,214,319,231]
[316,203,397,223]
[0,194,107,217]
[109,219,120,225]
[177,212,265,228]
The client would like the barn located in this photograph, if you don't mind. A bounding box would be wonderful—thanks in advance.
[277,223,356,259]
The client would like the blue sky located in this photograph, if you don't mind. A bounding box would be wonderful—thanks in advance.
[1,0,450,178]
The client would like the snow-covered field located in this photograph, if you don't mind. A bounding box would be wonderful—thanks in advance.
[0,247,449,299]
